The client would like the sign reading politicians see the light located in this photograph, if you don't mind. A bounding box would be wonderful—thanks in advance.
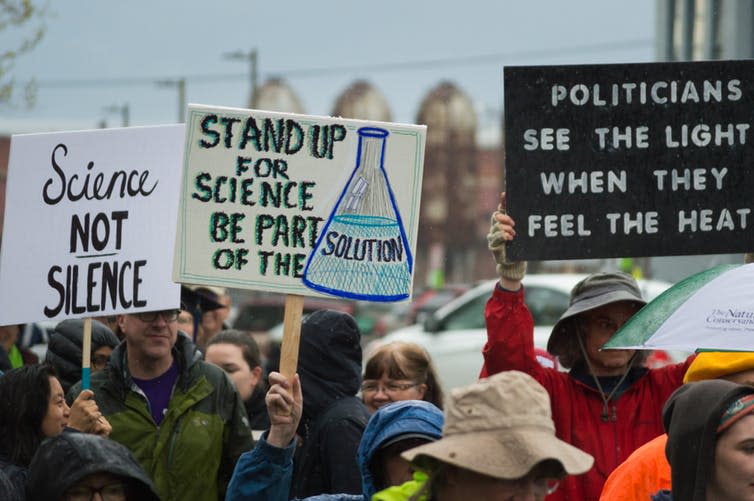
[504,59,754,261]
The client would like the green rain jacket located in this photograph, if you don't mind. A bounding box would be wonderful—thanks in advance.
[68,333,253,501]
[371,471,429,501]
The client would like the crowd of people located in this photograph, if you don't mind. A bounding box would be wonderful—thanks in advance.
[1,192,753,501]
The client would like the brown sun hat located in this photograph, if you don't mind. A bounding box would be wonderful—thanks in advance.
[546,272,645,357]
[402,370,594,480]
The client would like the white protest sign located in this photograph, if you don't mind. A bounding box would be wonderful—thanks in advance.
[173,104,426,302]
[0,125,184,325]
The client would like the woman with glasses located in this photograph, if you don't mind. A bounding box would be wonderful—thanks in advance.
[46,318,120,393]
[26,431,159,500]
[362,342,444,413]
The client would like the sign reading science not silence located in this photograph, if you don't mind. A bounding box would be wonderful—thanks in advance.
[0,126,184,325]
[173,104,426,301]
[504,59,754,261]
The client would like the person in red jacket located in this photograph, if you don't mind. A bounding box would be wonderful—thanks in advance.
[480,193,693,501]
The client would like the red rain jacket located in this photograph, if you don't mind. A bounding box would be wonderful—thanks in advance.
[480,285,692,501]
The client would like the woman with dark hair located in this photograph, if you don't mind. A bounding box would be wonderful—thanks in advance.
[654,379,754,501]
[205,329,270,434]
[0,364,111,498]
[362,342,444,413]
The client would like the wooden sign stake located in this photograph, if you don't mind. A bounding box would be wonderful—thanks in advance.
[279,294,305,380]
[81,317,92,390]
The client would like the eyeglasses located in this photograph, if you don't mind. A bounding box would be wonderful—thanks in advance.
[177,311,193,325]
[517,462,562,495]
[504,476,560,497]
[134,309,180,323]
[583,309,638,335]
[527,477,560,496]
[90,354,110,371]
[65,482,127,501]
[586,317,621,334]
[360,380,420,395]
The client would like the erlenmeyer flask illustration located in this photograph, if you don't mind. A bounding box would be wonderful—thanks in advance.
[303,126,413,301]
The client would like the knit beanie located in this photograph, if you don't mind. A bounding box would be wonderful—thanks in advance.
[663,380,754,501]
[45,319,120,392]
[684,352,754,383]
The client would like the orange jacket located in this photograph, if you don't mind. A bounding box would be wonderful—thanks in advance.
[599,434,671,501]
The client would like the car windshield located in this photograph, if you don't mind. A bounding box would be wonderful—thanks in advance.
[440,284,571,331]
[526,286,571,326]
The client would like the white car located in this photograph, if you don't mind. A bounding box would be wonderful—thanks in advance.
[367,274,676,391]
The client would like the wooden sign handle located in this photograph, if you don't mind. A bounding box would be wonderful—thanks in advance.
[279,294,304,380]
[81,317,92,390]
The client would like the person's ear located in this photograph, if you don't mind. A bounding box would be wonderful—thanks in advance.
[251,365,263,387]
[116,315,127,333]
[416,383,427,399]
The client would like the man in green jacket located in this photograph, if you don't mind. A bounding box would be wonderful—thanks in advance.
[68,308,253,501]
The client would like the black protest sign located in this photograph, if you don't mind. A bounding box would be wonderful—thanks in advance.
[504,60,754,261]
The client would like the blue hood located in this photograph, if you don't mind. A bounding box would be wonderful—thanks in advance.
[357,400,444,499]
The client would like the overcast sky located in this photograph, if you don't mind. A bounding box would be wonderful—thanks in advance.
[0,1,656,140]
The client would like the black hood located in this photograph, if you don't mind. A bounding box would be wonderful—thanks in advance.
[26,432,159,500]
[664,379,754,501]
[297,310,362,429]
[45,319,120,393]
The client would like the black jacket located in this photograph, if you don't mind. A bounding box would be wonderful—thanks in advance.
[0,347,10,372]
[246,384,271,432]
[0,452,25,501]
[26,431,159,500]
[0,469,22,501]
[290,310,370,499]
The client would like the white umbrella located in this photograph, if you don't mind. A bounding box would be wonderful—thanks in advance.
[605,264,754,352]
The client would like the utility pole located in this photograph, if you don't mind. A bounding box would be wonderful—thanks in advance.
[224,49,258,105]
[156,78,187,122]
[103,103,129,127]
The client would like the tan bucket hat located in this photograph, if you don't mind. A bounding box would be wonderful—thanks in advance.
[402,370,594,480]
[547,272,645,356]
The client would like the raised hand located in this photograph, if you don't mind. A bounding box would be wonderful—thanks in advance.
[265,371,303,448]
[68,390,112,437]
[488,192,527,287]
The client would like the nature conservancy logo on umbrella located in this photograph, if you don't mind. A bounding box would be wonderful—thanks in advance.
[605,264,754,352]
[706,308,754,332]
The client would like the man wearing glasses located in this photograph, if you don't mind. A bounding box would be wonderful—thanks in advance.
[67,309,253,501]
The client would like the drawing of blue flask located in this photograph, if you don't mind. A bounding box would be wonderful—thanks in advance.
[303,126,413,301]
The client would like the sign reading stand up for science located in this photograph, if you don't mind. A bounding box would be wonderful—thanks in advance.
[173,104,426,301]
[504,59,754,261]
[0,126,184,326]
